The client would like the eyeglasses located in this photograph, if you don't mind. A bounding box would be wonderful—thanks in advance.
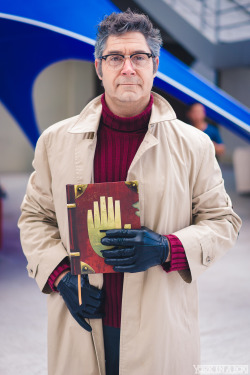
[99,53,155,70]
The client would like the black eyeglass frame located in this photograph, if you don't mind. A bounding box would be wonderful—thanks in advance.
[99,52,155,62]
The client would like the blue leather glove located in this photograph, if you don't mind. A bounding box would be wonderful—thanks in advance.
[101,226,169,273]
[57,273,105,332]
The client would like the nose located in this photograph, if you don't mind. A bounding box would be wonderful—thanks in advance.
[120,57,136,76]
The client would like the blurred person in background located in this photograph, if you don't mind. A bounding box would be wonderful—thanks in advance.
[187,102,225,157]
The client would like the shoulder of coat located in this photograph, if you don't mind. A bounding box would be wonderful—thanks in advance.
[41,114,80,137]
[157,118,213,160]
[40,95,102,140]
[168,118,212,143]
[35,114,80,153]
[36,95,103,151]
[151,92,176,122]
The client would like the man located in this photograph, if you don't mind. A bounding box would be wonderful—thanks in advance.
[186,102,225,157]
[18,9,241,375]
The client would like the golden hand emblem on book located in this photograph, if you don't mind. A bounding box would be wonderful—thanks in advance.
[87,196,131,257]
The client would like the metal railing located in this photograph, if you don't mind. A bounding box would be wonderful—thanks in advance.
[165,0,250,43]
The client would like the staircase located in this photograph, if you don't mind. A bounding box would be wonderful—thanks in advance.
[164,0,250,43]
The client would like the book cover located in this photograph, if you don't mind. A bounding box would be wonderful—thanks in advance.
[66,181,140,274]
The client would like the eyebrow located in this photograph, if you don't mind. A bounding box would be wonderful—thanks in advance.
[105,50,150,55]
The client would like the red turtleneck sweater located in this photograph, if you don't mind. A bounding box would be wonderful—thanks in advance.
[49,94,189,328]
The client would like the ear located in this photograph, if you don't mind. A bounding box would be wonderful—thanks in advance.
[95,60,102,80]
[153,56,159,77]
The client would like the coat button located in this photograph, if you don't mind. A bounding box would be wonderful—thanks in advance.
[29,269,33,274]
[206,256,211,263]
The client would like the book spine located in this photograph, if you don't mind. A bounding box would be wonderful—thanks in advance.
[66,185,81,275]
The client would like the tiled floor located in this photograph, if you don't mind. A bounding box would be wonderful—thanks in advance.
[0,168,249,375]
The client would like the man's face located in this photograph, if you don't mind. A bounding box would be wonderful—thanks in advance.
[95,32,159,110]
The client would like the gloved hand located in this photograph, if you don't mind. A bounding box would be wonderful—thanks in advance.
[57,272,105,332]
[101,226,169,273]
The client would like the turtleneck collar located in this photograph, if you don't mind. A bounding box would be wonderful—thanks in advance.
[100,93,153,133]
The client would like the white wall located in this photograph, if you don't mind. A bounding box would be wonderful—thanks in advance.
[34,60,96,133]
[0,60,95,173]
[220,67,250,108]
[0,103,34,173]
[219,67,250,165]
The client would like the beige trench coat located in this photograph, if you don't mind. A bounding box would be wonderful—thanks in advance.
[18,92,241,375]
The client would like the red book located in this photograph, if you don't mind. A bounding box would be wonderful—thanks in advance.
[66,181,140,274]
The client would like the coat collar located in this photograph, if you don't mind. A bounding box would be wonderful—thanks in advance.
[67,92,176,134]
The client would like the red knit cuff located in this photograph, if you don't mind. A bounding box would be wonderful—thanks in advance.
[162,234,189,273]
[48,258,70,292]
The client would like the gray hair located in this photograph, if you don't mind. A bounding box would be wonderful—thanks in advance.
[94,9,162,75]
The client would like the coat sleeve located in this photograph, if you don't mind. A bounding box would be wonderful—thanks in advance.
[173,135,242,284]
[18,133,69,294]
